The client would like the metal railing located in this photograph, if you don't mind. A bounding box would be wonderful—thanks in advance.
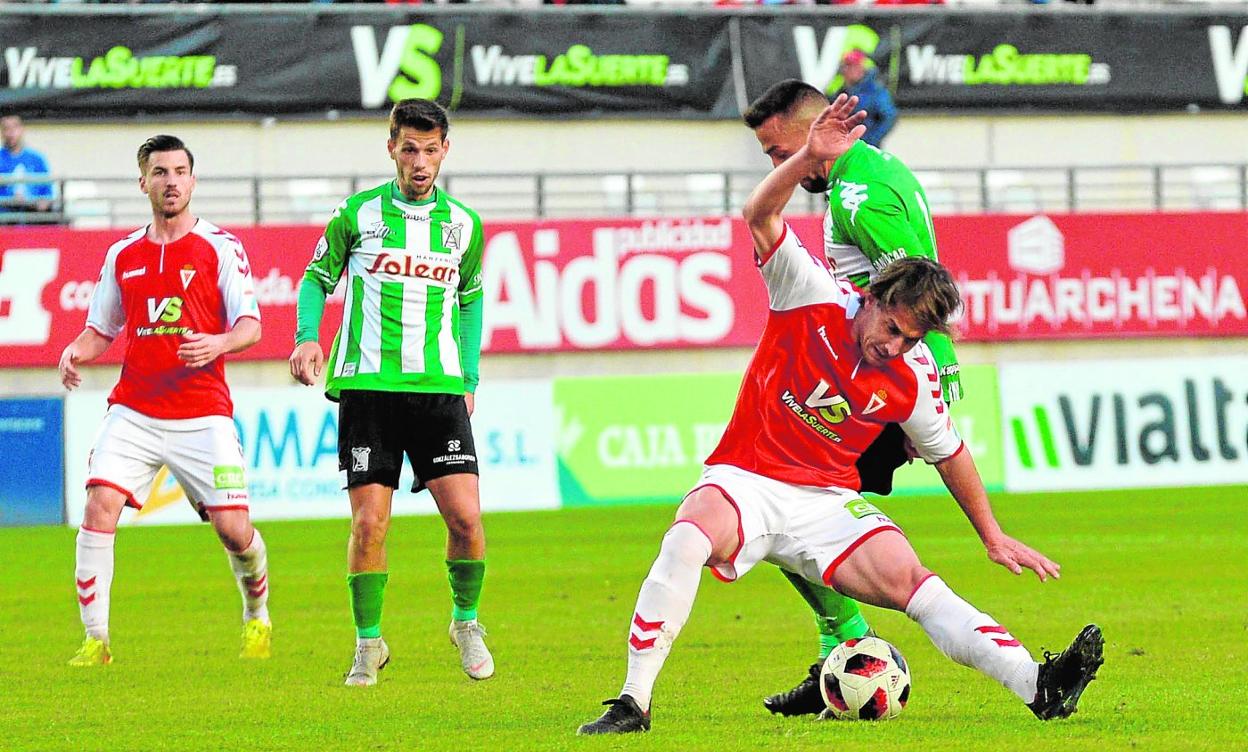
[3,163,1247,228]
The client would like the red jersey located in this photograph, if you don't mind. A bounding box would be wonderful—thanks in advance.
[85,219,260,420]
[705,224,962,489]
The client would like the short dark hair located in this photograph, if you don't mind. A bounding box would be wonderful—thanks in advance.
[389,98,449,141]
[867,257,962,337]
[137,135,194,174]
[743,79,829,129]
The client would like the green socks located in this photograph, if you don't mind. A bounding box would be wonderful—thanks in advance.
[447,559,486,622]
[349,562,484,635]
[780,569,871,658]
[348,572,388,639]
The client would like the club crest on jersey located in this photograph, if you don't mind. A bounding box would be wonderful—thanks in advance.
[362,221,391,241]
[351,447,371,472]
[179,264,196,288]
[441,222,463,251]
[863,389,888,415]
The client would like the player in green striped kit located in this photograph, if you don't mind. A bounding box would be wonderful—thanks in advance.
[289,99,493,686]
[743,79,963,715]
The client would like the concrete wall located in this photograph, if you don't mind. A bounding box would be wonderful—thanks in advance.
[21,111,1248,181]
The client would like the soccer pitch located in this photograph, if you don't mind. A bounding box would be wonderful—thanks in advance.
[2,486,1244,752]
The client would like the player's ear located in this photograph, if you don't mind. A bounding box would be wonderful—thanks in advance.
[386,138,397,159]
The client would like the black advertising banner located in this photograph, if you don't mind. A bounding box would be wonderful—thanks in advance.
[1,8,1247,118]
[736,12,1248,111]
[0,9,736,118]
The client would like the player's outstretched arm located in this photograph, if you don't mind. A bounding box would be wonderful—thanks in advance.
[934,448,1061,582]
[177,317,261,369]
[58,328,112,390]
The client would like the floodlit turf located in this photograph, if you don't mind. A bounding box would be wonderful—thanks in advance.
[2,486,1245,752]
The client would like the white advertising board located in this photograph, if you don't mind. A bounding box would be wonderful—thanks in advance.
[1000,356,1248,492]
[65,381,559,526]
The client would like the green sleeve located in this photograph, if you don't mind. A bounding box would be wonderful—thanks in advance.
[923,330,962,403]
[297,203,355,346]
[295,279,327,346]
[457,213,485,392]
[303,203,355,295]
[459,296,483,393]
[458,215,485,304]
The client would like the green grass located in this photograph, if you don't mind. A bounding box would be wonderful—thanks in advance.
[2,486,1245,752]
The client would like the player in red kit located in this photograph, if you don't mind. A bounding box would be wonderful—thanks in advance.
[58,136,272,666]
[578,97,1103,734]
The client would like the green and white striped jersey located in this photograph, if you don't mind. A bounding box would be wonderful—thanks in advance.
[302,182,484,399]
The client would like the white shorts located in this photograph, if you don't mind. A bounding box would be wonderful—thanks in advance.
[688,464,902,585]
[86,405,250,512]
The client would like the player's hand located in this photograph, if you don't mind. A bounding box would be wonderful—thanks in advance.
[940,363,963,404]
[984,534,1061,582]
[806,94,868,163]
[178,332,228,368]
[464,392,475,417]
[289,341,325,386]
[59,345,83,390]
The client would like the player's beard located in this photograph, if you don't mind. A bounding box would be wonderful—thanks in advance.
[800,175,829,194]
[154,192,190,220]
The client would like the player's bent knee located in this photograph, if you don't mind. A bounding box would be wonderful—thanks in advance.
[674,490,740,564]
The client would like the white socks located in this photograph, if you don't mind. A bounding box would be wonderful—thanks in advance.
[905,575,1039,702]
[620,522,712,711]
[227,529,270,625]
[75,527,115,643]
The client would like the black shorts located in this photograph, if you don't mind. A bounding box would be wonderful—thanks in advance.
[338,390,478,492]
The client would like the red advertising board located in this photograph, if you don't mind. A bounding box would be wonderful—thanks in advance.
[1,212,1245,367]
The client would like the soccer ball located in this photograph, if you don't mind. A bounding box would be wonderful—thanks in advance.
[819,636,911,720]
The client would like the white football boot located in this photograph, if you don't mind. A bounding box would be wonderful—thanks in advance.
[449,620,495,680]
[344,637,390,686]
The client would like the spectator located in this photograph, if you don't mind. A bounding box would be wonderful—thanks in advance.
[1,114,55,217]
[838,50,898,148]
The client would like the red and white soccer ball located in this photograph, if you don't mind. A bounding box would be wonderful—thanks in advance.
[820,636,911,720]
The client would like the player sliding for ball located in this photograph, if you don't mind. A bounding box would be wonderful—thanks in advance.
[577,95,1103,734]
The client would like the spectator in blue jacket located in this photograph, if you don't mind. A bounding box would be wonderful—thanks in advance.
[1,115,55,215]
[839,50,897,149]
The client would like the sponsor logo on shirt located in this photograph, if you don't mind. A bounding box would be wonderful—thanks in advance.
[780,389,843,443]
[362,221,392,241]
[447,439,461,452]
[838,181,869,225]
[817,325,839,361]
[122,267,146,280]
[146,296,183,323]
[805,380,852,424]
[366,252,459,284]
[872,248,907,272]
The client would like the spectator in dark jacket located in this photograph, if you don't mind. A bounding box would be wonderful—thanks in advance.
[839,50,897,148]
